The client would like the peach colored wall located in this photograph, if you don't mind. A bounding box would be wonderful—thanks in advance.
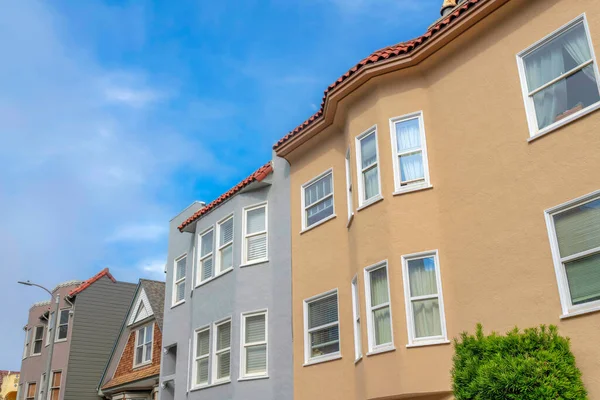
[286,0,600,399]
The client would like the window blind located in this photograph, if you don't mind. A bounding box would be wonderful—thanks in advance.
[219,218,234,246]
[246,207,266,234]
[247,235,267,261]
[308,294,338,329]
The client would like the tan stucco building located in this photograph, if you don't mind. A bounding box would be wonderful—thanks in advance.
[274,0,600,398]
[0,371,19,400]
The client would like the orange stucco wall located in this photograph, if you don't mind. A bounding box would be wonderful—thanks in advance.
[286,0,600,399]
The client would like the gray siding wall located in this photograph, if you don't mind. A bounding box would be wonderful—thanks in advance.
[64,277,136,400]
[159,155,292,400]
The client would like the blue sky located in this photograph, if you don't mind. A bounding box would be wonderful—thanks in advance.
[0,0,441,369]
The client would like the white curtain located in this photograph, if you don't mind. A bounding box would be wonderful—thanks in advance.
[396,119,424,182]
[564,24,595,80]
[370,267,391,345]
[363,167,379,200]
[361,134,379,199]
[408,258,441,338]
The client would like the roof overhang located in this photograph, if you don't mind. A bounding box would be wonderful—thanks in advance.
[100,375,158,395]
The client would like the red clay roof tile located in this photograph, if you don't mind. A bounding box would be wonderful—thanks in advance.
[68,268,116,297]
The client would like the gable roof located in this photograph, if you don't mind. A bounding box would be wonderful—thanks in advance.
[68,268,116,297]
[178,161,273,231]
[273,0,488,151]
[139,279,165,329]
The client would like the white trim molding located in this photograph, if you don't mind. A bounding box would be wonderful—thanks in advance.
[241,202,269,266]
[239,309,269,379]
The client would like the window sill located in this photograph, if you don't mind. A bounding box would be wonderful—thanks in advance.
[356,195,384,212]
[195,267,234,288]
[300,214,337,235]
[393,184,433,196]
[238,375,269,382]
[170,300,185,310]
[29,354,41,357]
[366,346,395,357]
[240,259,269,268]
[560,304,600,319]
[528,101,600,143]
[303,353,342,367]
[406,339,451,348]
[54,339,68,344]
[190,379,231,392]
[133,361,152,369]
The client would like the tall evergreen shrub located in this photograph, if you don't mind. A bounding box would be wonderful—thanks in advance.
[452,324,587,399]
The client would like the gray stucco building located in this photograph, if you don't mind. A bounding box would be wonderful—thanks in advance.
[159,156,292,400]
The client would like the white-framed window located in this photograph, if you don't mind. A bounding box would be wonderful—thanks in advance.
[55,309,70,342]
[301,169,335,230]
[134,324,153,367]
[545,190,600,317]
[31,326,44,356]
[25,382,36,400]
[242,203,268,265]
[23,328,31,359]
[49,371,62,400]
[303,290,340,364]
[240,310,268,378]
[193,327,210,388]
[216,215,234,274]
[401,250,448,346]
[364,262,393,353]
[356,126,382,207]
[517,14,600,139]
[212,318,231,383]
[345,149,354,222]
[172,254,186,306]
[198,228,215,284]
[46,312,54,346]
[351,276,362,361]
[389,112,431,193]
[38,374,45,400]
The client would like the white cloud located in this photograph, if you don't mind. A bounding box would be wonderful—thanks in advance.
[106,224,167,243]
[138,258,167,280]
[104,86,162,108]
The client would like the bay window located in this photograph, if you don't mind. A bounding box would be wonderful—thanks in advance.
[356,126,381,207]
[302,170,335,230]
[364,262,393,353]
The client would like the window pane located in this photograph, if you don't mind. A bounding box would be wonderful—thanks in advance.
[201,257,213,281]
[57,325,68,340]
[408,257,438,297]
[146,325,153,343]
[565,252,600,305]
[554,198,600,257]
[59,310,69,324]
[219,218,234,246]
[201,231,213,257]
[370,267,389,306]
[135,346,143,365]
[399,152,424,183]
[51,389,59,400]
[176,282,185,302]
[220,245,233,271]
[33,341,42,354]
[308,295,338,329]
[396,118,421,153]
[247,233,267,261]
[306,197,334,226]
[412,298,442,338]
[360,133,377,168]
[176,257,186,280]
[245,314,266,344]
[144,343,152,361]
[363,166,379,200]
[137,328,145,345]
[217,351,231,379]
[310,325,339,357]
[196,330,210,357]
[52,372,61,387]
[373,306,392,346]
[196,358,209,385]
[304,174,332,207]
[35,327,44,340]
[217,322,231,350]
[246,344,267,374]
[246,207,266,234]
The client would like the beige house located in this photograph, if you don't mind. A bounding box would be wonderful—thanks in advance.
[0,371,19,400]
[274,0,600,399]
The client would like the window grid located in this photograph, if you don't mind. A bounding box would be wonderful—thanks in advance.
[173,254,186,306]
[31,326,44,356]
[303,290,340,364]
[351,276,362,360]
[198,228,215,284]
[302,169,335,230]
[242,203,268,265]
[49,371,61,400]
[241,311,268,378]
[193,327,210,388]
[216,215,234,274]
[212,319,232,383]
[134,324,153,367]
[356,126,381,207]
[364,262,394,353]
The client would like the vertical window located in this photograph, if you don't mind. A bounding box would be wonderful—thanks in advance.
[216,216,234,274]
[242,203,268,265]
[55,310,69,342]
[26,383,36,400]
[49,371,61,400]
[213,319,231,382]
[198,229,214,283]
[545,191,600,316]
[345,149,354,222]
[304,290,340,364]
[173,254,186,305]
[241,311,267,378]
[302,170,335,230]
[46,313,54,346]
[23,329,31,359]
[351,276,362,360]
[402,251,448,345]
[193,328,210,387]
[364,262,393,352]
[38,374,45,400]
[517,15,600,137]
[390,112,431,193]
[134,324,153,367]
[356,126,381,206]
[31,326,44,355]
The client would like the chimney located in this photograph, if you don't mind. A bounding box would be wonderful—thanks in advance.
[440,0,457,16]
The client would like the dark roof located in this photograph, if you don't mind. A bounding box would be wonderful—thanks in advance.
[140,279,165,330]
[273,0,485,150]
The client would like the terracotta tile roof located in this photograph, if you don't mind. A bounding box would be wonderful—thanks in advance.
[178,161,273,231]
[273,0,485,150]
[101,364,160,390]
[68,268,116,297]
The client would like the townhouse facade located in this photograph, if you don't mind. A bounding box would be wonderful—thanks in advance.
[18,270,136,400]
[159,156,292,400]
[273,0,600,399]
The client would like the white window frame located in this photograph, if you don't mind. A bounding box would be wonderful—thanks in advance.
[31,326,44,356]
[241,202,268,266]
[46,312,54,346]
[38,374,45,400]
[133,323,154,368]
[172,254,187,307]
[55,309,70,342]
[401,250,449,347]
[192,326,211,389]
[23,328,31,359]
[240,310,268,379]
[25,382,36,400]
[197,227,215,285]
[49,371,61,400]
[215,214,234,275]
[212,317,232,384]
[351,276,362,361]
[517,14,600,141]
[303,289,341,365]
[545,189,600,318]
[345,149,354,224]
[389,111,432,194]
[364,261,394,354]
[301,168,336,231]
[355,125,383,209]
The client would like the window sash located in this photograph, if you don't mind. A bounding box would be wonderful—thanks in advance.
[32,326,44,355]
[46,313,54,346]
[173,255,186,305]
[213,320,231,382]
[241,311,267,377]
[356,128,381,204]
[56,310,69,341]
[390,113,430,191]
[365,263,393,351]
[304,291,340,362]
[194,328,210,387]
[243,204,268,264]
[23,329,31,359]
[345,149,354,220]
[134,325,153,365]
[351,277,361,360]
[304,174,333,208]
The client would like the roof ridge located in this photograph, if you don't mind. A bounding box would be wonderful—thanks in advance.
[68,268,117,297]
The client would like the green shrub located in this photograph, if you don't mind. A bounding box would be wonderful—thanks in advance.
[451,324,587,400]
